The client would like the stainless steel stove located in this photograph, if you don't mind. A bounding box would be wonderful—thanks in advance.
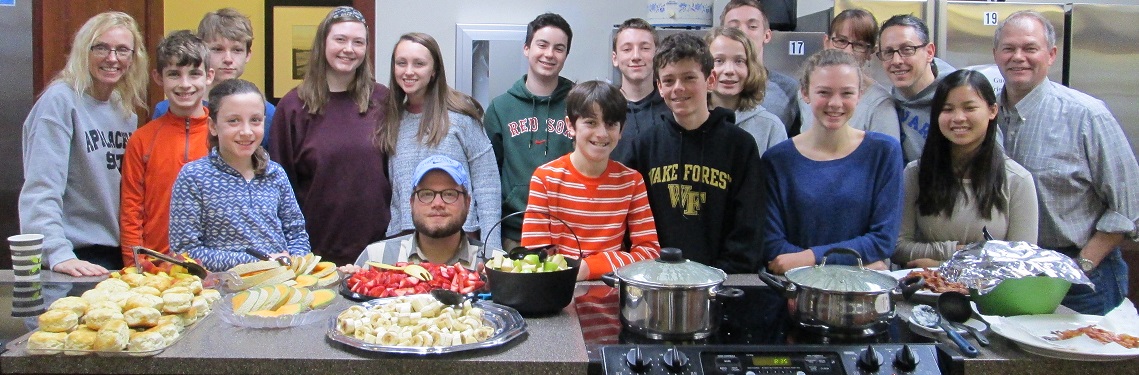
[577,284,960,375]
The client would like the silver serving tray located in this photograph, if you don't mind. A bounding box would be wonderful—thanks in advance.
[326,296,527,355]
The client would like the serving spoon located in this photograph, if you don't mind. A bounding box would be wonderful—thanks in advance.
[939,292,990,346]
[913,304,980,357]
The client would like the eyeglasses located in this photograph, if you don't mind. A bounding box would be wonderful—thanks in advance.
[875,43,929,61]
[90,44,134,59]
[829,35,872,54]
[414,188,467,204]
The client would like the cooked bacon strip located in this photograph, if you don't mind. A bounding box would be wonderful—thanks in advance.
[1049,325,1139,349]
[904,268,969,294]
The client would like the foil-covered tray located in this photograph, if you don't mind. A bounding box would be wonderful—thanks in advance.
[326,295,527,355]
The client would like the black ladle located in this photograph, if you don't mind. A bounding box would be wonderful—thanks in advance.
[506,246,549,262]
[430,289,475,307]
[938,291,990,347]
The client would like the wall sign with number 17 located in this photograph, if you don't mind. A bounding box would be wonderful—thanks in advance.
[984,11,999,26]
[788,41,804,56]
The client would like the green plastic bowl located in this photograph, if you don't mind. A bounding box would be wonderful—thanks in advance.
[971,276,1071,316]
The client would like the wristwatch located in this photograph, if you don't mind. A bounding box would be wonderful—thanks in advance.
[1075,256,1096,272]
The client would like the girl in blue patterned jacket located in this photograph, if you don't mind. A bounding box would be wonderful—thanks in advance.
[169,79,311,272]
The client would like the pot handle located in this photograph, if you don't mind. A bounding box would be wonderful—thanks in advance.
[715,287,744,299]
[757,269,797,298]
[820,248,863,268]
[897,274,926,300]
[601,272,620,288]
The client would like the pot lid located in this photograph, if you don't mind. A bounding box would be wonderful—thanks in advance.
[613,248,726,287]
[783,249,897,293]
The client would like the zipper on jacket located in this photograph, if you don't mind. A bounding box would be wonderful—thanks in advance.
[184,118,191,162]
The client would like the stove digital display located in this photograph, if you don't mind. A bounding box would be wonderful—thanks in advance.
[751,356,792,366]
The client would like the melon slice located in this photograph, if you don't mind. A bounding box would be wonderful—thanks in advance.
[310,262,336,278]
[308,289,336,310]
[300,254,319,275]
[230,261,280,276]
[314,272,339,288]
[294,274,319,288]
[231,290,255,314]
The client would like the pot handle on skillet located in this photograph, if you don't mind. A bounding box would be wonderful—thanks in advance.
[897,274,926,300]
[601,273,620,288]
[757,269,797,298]
[716,287,744,299]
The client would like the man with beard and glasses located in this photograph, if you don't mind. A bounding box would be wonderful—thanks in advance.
[339,156,503,274]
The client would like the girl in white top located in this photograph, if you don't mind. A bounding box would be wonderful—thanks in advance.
[894,69,1039,268]
[799,9,900,139]
[376,32,502,251]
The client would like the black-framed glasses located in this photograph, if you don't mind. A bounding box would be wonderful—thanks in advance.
[90,44,134,59]
[875,43,929,61]
[414,188,467,204]
[829,35,872,54]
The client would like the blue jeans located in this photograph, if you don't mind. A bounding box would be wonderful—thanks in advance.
[1061,248,1128,316]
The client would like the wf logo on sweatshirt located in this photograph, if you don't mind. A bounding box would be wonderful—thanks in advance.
[506,117,571,139]
[647,163,733,216]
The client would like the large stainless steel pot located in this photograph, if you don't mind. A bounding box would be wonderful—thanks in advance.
[759,248,924,337]
[601,248,743,340]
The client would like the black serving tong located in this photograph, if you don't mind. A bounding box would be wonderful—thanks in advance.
[131,246,209,279]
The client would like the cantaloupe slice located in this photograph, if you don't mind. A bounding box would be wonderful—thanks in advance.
[310,262,337,278]
[300,254,319,275]
[308,289,336,310]
[315,273,339,288]
[248,268,295,289]
[294,274,318,288]
[268,285,292,310]
[232,290,254,314]
[230,261,279,276]
[274,303,306,315]
[248,309,281,318]
[236,289,263,314]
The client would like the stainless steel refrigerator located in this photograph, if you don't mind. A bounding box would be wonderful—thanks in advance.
[1068,3,1139,160]
[938,1,1066,90]
[765,31,826,79]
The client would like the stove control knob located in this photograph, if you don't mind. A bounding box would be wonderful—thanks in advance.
[857,345,884,372]
[893,344,921,372]
[662,347,690,372]
[625,347,649,372]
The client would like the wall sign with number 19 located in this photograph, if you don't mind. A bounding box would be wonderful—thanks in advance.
[788,41,804,56]
[984,11,999,26]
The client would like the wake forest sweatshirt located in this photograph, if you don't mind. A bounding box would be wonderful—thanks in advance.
[617,107,766,273]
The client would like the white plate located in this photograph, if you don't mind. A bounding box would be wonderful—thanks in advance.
[988,314,1139,361]
[908,314,987,339]
[886,269,942,299]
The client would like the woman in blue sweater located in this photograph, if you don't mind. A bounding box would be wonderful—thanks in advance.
[170,79,311,272]
[762,49,904,274]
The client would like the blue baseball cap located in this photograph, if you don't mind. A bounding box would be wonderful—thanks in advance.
[412,155,472,192]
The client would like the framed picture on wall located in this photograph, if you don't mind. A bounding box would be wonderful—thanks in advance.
[264,0,353,102]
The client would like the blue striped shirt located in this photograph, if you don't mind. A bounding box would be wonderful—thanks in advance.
[169,149,311,272]
[998,79,1139,249]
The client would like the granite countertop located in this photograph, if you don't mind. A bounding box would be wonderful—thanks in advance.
[0,270,588,375]
[3,272,1139,374]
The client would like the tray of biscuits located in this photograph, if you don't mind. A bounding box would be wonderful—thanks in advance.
[4,270,221,356]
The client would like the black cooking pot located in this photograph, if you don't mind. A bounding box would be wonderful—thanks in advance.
[759,248,924,337]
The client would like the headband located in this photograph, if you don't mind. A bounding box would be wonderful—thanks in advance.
[330,6,365,23]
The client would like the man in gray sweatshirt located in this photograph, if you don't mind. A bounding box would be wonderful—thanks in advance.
[877,15,954,162]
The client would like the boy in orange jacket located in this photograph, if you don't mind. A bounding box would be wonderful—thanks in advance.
[120,30,214,267]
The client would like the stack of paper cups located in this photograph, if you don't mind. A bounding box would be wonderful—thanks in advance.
[11,281,45,317]
[9,234,44,282]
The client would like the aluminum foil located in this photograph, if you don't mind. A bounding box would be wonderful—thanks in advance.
[939,240,1093,295]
